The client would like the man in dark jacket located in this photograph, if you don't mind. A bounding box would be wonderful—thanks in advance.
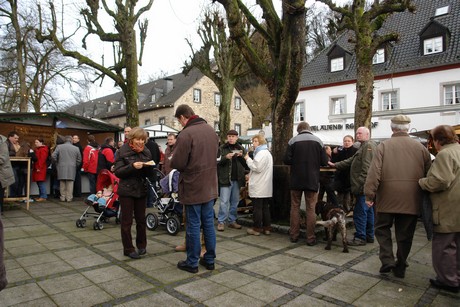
[171,104,219,274]
[216,130,247,231]
[284,122,328,246]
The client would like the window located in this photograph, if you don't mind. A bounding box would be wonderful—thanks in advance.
[372,48,385,64]
[435,6,449,17]
[193,88,201,103]
[214,121,220,132]
[330,57,344,72]
[234,124,241,135]
[159,117,166,125]
[144,119,151,126]
[330,97,345,115]
[381,91,398,110]
[214,93,221,107]
[444,83,460,105]
[424,36,443,55]
[294,102,304,122]
[234,97,241,110]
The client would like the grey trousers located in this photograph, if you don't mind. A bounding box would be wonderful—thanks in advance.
[432,232,460,287]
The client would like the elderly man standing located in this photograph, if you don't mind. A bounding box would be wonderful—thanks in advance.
[52,136,82,202]
[330,127,377,246]
[285,122,328,245]
[365,115,431,278]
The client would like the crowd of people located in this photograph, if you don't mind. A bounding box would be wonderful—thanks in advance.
[0,109,459,294]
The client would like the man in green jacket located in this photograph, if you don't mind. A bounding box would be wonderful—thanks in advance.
[330,127,377,246]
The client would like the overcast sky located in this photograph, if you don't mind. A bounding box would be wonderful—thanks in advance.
[87,0,344,99]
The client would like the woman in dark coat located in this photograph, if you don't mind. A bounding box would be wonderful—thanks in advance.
[114,127,154,259]
[32,139,49,201]
[331,135,358,212]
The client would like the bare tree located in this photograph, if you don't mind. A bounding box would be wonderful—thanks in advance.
[214,0,306,164]
[0,0,89,112]
[184,9,248,143]
[318,0,415,131]
[36,0,153,127]
[306,5,340,62]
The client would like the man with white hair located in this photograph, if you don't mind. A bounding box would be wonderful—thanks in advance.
[364,115,431,278]
[330,126,377,247]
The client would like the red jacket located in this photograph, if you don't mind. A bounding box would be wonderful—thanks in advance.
[83,145,99,174]
[32,145,49,182]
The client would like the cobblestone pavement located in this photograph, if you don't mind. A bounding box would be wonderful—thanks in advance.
[0,199,459,306]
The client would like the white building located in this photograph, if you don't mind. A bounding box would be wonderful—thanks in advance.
[296,0,460,143]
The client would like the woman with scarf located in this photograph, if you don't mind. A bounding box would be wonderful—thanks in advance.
[114,127,154,259]
[244,134,273,236]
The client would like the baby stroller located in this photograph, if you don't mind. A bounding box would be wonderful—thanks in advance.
[76,169,120,230]
[146,169,182,235]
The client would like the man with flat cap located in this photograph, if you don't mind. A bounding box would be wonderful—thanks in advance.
[364,114,431,278]
[217,129,248,231]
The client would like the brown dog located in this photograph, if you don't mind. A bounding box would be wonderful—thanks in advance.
[315,201,349,253]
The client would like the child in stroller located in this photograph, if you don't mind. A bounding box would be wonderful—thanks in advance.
[76,169,120,230]
[146,169,182,235]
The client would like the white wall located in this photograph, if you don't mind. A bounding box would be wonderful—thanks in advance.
[296,68,460,141]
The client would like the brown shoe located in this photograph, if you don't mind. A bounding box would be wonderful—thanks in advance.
[228,222,242,229]
[175,244,186,252]
[217,223,225,231]
[35,198,47,202]
[263,230,271,235]
[247,228,260,236]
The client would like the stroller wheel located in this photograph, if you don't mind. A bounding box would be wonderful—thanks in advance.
[76,220,82,228]
[166,215,181,236]
[97,221,104,230]
[115,217,120,224]
[81,219,86,228]
[146,213,159,231]
[93,221,103,230]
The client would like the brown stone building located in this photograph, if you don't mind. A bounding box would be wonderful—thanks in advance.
[67,68,252,135]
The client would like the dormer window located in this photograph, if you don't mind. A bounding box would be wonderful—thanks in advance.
[330,57,344,72]
[419,21,450,56]
[424,36,443,55]
[327,44,350,73]
[372,48,385,64]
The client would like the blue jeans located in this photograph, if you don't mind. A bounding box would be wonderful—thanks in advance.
[218,181,240,224]
[36,181,47,199]
[353,194,374,240]
[185,200,216,267]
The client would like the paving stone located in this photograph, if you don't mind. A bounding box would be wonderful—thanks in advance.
[283,294,339,306]
[119,291,189,306]
[82,266,134,283]
[99,276,154,298]
[50,285,113,307]
[208,270,258,289]
[38,273,94,295]
[0,283,47,306]
[5,267,32,284]
[16,252,61,267]
[204,290,265,307]
[9,296,58,307]
[236,279,291,303]
[241,254,304,276]
[271,260,335,287]
[176,279,231,302]
[25,260,74,278]
[354,280,425,306]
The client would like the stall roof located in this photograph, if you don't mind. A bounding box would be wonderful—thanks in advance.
[410,124,460,140]
[0,112,122,133]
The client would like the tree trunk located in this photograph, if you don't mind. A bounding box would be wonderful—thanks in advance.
[354,44,374,132]
[218,81,235,143]
[122,29,139,127]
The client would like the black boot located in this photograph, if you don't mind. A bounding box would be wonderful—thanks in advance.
[54,189,60,199]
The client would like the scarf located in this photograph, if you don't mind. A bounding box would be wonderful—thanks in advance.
[253,144,268,157]
[129,141,145,153]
